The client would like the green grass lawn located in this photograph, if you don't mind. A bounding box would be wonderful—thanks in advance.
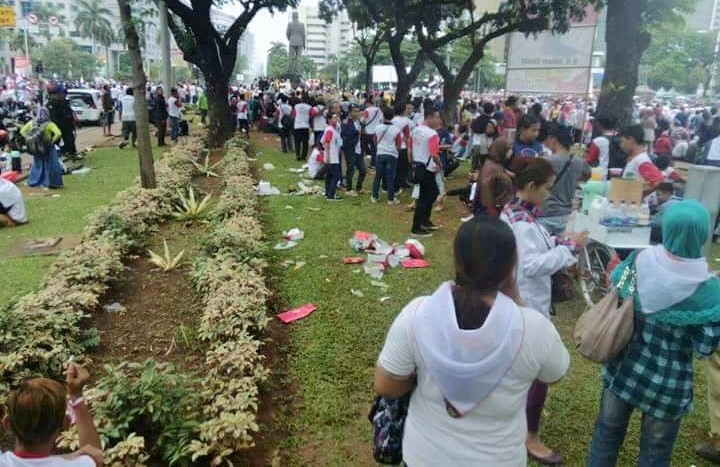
[0,146,146,306]
[255,135,718,467]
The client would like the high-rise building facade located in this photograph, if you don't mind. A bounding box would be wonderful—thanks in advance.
[297,6,352,70]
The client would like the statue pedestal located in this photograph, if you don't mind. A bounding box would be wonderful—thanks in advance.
[281,73,303,89]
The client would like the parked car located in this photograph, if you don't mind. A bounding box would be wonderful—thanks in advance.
[66,89,103,125]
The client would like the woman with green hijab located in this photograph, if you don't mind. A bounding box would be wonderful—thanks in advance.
[588,200,720,467]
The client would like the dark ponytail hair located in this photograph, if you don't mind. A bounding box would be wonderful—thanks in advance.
[452,216,517,329]
[514,157,555,190]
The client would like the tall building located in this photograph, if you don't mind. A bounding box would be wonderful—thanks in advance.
[685,0,720,30]
[297,6,352,70]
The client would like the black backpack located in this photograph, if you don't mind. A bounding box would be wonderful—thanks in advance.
[24,122,49,157]
[604,135,626,170]
[281,113,293,129]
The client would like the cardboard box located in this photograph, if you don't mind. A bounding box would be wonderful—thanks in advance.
[609,179,644,205]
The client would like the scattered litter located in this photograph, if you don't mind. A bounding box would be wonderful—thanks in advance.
[402,259,430,269]
[349,231,378,252]
[277,303,317,324]
[352,268,362,274]
[283,228,305,241]
[405,239,426,259]
[296,181,322,196]
[364,262,385,280]
[351,289,365,297]
[289,167,305,173]
[71,167,92,175]
[274,240,298,250]
[307,207,321,212]
[379,296,392,303]
[51,194,61,198]
[348,230,429,279]
[103,302,126,314]
[281,259,295,268]
[343,257,365,265]
[263,163,275,171]
[371,280,389,289]
[285,205,294,210]
[293,261,306,270]
[256,181,281,196]
[319,254,329,259]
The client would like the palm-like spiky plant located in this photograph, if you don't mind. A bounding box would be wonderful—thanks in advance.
[173,187,213,220]
[147,239,185,272]
[74,0,113,55]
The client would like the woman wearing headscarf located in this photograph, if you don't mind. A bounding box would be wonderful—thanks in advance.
[473,137,513,217]
[22,106,63,189]
[588,200,720,467]
[374,217,569,466]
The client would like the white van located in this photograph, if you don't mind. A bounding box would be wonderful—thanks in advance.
[66,88,103,125]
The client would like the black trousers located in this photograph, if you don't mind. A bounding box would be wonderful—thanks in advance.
[362,133,377,167]
[395,149,410,190]
[279,127,293,153]
[60,127,76,155]
[294,128,310,160]
[412,169,439,232]
[156,119,167,146]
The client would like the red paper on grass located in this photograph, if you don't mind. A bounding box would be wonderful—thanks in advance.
[343,257,366,264]
[277,304,317,324]
[401,259,430,269]
[354,231,374,241]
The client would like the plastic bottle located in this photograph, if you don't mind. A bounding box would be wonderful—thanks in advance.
[589,197,604,225]
[639,202,651,227]
[619,200,628,225]
[628,202,639,226]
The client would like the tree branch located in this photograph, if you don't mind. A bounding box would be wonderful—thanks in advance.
[224,1,262,47]
[162,0,195,24]
[166,12,201,65]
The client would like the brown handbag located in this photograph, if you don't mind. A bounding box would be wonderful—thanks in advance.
[573,263,636,363]
[551,270,576,303]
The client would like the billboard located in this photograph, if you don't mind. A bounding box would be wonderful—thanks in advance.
[373,65,398,84]
[505,9,598,95]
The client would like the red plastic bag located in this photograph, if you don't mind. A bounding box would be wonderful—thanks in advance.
[277,303,317,324]
[401,259,430,269]
[343,257,366,264]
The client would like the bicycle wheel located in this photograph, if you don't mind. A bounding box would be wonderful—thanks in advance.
[578,241,617,307]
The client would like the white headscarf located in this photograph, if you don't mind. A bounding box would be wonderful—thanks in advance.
[413,281,524,416]
[636,245,711,314]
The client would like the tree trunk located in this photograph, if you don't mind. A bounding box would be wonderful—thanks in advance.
[387,35,425,108]
[117,0,156,188]
[105,46,111,79]
[206,75,231,148]
[364,56,373,96]
[595,0,651,127]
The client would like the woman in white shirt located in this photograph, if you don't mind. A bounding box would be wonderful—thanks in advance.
[500,158,587,464]
[375,217,570,467]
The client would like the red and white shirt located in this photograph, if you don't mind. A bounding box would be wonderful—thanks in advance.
[585,133,614,169]
[375,122,402,158]
[0,452,95,466]
[410,124,440,172]
[237,100,248,120]
[391,115,414,150]
[322,124,343,164]
[362,105,381,135]
[310,105,327,132]
[622,152,663,188]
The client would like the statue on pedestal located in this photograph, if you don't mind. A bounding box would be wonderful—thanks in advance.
[286,11,306,76]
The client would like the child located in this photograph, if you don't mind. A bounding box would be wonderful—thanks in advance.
[0,363,102,465]
[307,141,326,180]
[650,182,683,243]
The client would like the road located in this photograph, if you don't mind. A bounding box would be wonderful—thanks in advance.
[76,125,120,150]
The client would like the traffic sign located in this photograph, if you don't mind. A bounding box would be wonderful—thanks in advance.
[48,15,58,26]
[27,13,37,24]
[0,6,16,27]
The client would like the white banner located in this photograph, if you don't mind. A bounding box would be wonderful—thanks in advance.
[507,26,596,70]
[506,68,592,94]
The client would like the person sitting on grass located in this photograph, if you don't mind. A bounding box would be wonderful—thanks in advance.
[0,176,27,227]
[307,141,326,180]
[0,362,103,466]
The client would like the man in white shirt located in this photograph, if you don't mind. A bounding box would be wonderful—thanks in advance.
[0,177,26,226]
[167,88,183,143]
[322,113,343,201]
[293,96,312,161]
[585,113,617,169]
[362,96,381,168]
[392,102,415,191]
[371,107,402,205]
[117,88,136,149]
[275,94,294,153]
[409,108,442,237]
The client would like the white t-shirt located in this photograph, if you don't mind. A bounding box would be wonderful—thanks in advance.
[237,100,248,120]
[308,148,324,178]
[391,116,414,150]
[591,135,611,169]
[118,95,135,122]
[293,103,312,129]
[322,125,342,164]
[363,106,381,135]
[411,124,440,172]
[277,103,292,129]
[0,178,26,223]
[375,122,402,158]
[167,96,182,118]
[311,105,327,132]
[0,452,95,467]
[378,297,569,467]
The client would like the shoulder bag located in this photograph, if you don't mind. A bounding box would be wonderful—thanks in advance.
[573,259,636,363]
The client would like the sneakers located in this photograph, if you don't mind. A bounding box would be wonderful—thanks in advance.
[346,190,358,197]
[395,189,403,196]
[387,199,400,206]
[326,196,344,202]
[118,142,128,149]
[356,189,365,194]
[370,197,379,203]
[461,214,474,223]
[411,230,433,238]
[422,223,441,231]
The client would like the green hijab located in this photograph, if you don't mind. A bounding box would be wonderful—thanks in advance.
[662,200,711,259]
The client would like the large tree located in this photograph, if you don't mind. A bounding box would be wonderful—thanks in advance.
[162,0,297,147]
[35,38,97,79]
[595,0,696,126]
[74,0,114,55]
[416,0,594,123]
[117,0,156,189]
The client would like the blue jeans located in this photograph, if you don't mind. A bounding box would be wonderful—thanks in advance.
[325,163,341,199]
[588,388,681,467]
[372,154,398,201]
[170,116,179,141]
